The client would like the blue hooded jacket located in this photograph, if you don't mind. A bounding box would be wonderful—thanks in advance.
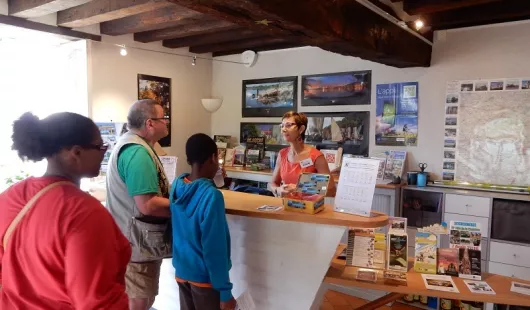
[169,173,233,301]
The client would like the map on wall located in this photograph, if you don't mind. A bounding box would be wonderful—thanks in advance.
[442,79,530,186]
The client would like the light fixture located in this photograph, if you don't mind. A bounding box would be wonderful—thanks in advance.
[201,98,223,113]
[119,45,127,56]
[192,56,196,66]
[414,19,424,31]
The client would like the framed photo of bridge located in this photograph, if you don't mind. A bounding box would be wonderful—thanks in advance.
[301,71,371,107]
[242,76,298,117]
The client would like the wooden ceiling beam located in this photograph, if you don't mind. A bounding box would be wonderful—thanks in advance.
[163,28,257,48]
[427,0,530,30]
[100,4,201,36]
[8,0,90,18]
[57,0,172,28]
[0,13,101,40]
[403,0,501,15]
[189,36,290,54]
[134,19,235,42]
[212,42,303,57]
[167,0,431,68]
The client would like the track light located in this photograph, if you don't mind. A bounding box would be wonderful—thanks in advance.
[192,56,197,66]
[119,45,127,56]
[414,19,424,31]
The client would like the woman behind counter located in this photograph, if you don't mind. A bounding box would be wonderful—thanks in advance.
[271,111,336,197]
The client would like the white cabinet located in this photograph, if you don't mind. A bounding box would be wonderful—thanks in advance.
[489,241,530,268]
[444,213,490,237]
[445,194,491,218]
[488,261,530,281]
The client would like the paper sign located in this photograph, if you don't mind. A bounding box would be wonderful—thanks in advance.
[236,290,256,310]
[334,157,379,216]
[159,156,177,184]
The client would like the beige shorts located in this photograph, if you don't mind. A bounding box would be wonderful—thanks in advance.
[125,260,163,299]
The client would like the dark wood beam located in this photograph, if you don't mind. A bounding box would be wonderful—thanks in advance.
[212,42,303,57]
[427,0,530,30]
[168,0,432,68]
[163,28,257,48]
[189,36,290,53]
[403,0,501,15]
[0,13,101,41]
[134,19,235,43]
[57,0,172,28]
[100,4,202,35]
[8,0,90,18]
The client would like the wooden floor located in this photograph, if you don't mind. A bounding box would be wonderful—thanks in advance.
[321,290,421,310]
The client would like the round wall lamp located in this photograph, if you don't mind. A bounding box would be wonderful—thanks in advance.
[201,98,223,113]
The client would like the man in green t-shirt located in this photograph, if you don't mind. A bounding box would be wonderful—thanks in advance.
[106,99,171,310]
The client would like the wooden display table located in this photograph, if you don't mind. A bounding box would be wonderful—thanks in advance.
[325,246,530,309]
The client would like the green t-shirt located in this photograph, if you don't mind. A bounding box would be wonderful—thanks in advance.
[117,144,159,197]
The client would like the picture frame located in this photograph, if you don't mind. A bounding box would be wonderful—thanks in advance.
[242,76,298,117]
[240,122,287,151]
[301,71,371,106]
[304,111,370,156]
[138,74,171,147]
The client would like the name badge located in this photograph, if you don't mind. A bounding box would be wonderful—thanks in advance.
[300,158,314,168]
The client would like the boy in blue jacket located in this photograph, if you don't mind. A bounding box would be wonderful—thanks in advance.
[170,133,235,310]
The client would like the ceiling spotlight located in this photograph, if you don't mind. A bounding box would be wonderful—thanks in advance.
[192,56,197,66]
[414,19,424,31]
[120,46,127,56]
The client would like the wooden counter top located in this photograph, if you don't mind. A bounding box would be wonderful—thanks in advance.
[221,190,389,228]
[224,166,403,189]
[325,246,530,307]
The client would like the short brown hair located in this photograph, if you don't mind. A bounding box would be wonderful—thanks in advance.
[282,111,308,140]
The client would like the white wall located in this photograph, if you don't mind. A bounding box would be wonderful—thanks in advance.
[211,21,530,179]
[89,35,213,174]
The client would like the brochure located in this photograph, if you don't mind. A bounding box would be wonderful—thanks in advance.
[450,221,482,251]
[388,232,408,272]
[422,274,459,293]
[414,232,437,274]
[459,248,481,280]
[437,248,459,277]
[388,217,407,233]
[346,229,375,268]
[464,280,496,295]
[511,281,530,296]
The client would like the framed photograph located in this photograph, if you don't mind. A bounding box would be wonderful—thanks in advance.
[138,74,171,147]
[240,122,287,151]
[242,76,297,117]
[304,111,369,156]
[301,71,371,106]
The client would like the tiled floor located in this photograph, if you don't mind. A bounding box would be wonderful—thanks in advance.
[321,290,421,310]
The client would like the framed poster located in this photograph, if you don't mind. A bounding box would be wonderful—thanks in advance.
[304,111,369,156]
[301,71,371,106]
[138,74,171,147]
[375,82,419,146]
[240,122,287,151]
[242,76,297,117]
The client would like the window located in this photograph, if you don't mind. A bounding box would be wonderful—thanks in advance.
[0,26,88,191]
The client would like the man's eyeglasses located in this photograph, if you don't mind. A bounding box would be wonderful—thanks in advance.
[150,116,170,122]
[84,142,109,151]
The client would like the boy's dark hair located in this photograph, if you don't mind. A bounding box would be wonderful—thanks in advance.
[186,133,218,166]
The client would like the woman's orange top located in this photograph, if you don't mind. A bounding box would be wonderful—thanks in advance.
[279,146,324,185]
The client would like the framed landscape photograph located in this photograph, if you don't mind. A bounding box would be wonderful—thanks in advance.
[302,71,371,106]
[242,76,298,117]
[240,122,287,151]
[304,111,370,156]
[138,74,171,146]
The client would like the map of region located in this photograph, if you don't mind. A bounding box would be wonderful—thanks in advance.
[457,91,530,186]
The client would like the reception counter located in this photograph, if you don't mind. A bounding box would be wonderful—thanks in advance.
[225,166,403,217]
[154,190,389,310]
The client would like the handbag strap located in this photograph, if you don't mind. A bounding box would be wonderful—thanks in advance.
[2,181,74,250]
